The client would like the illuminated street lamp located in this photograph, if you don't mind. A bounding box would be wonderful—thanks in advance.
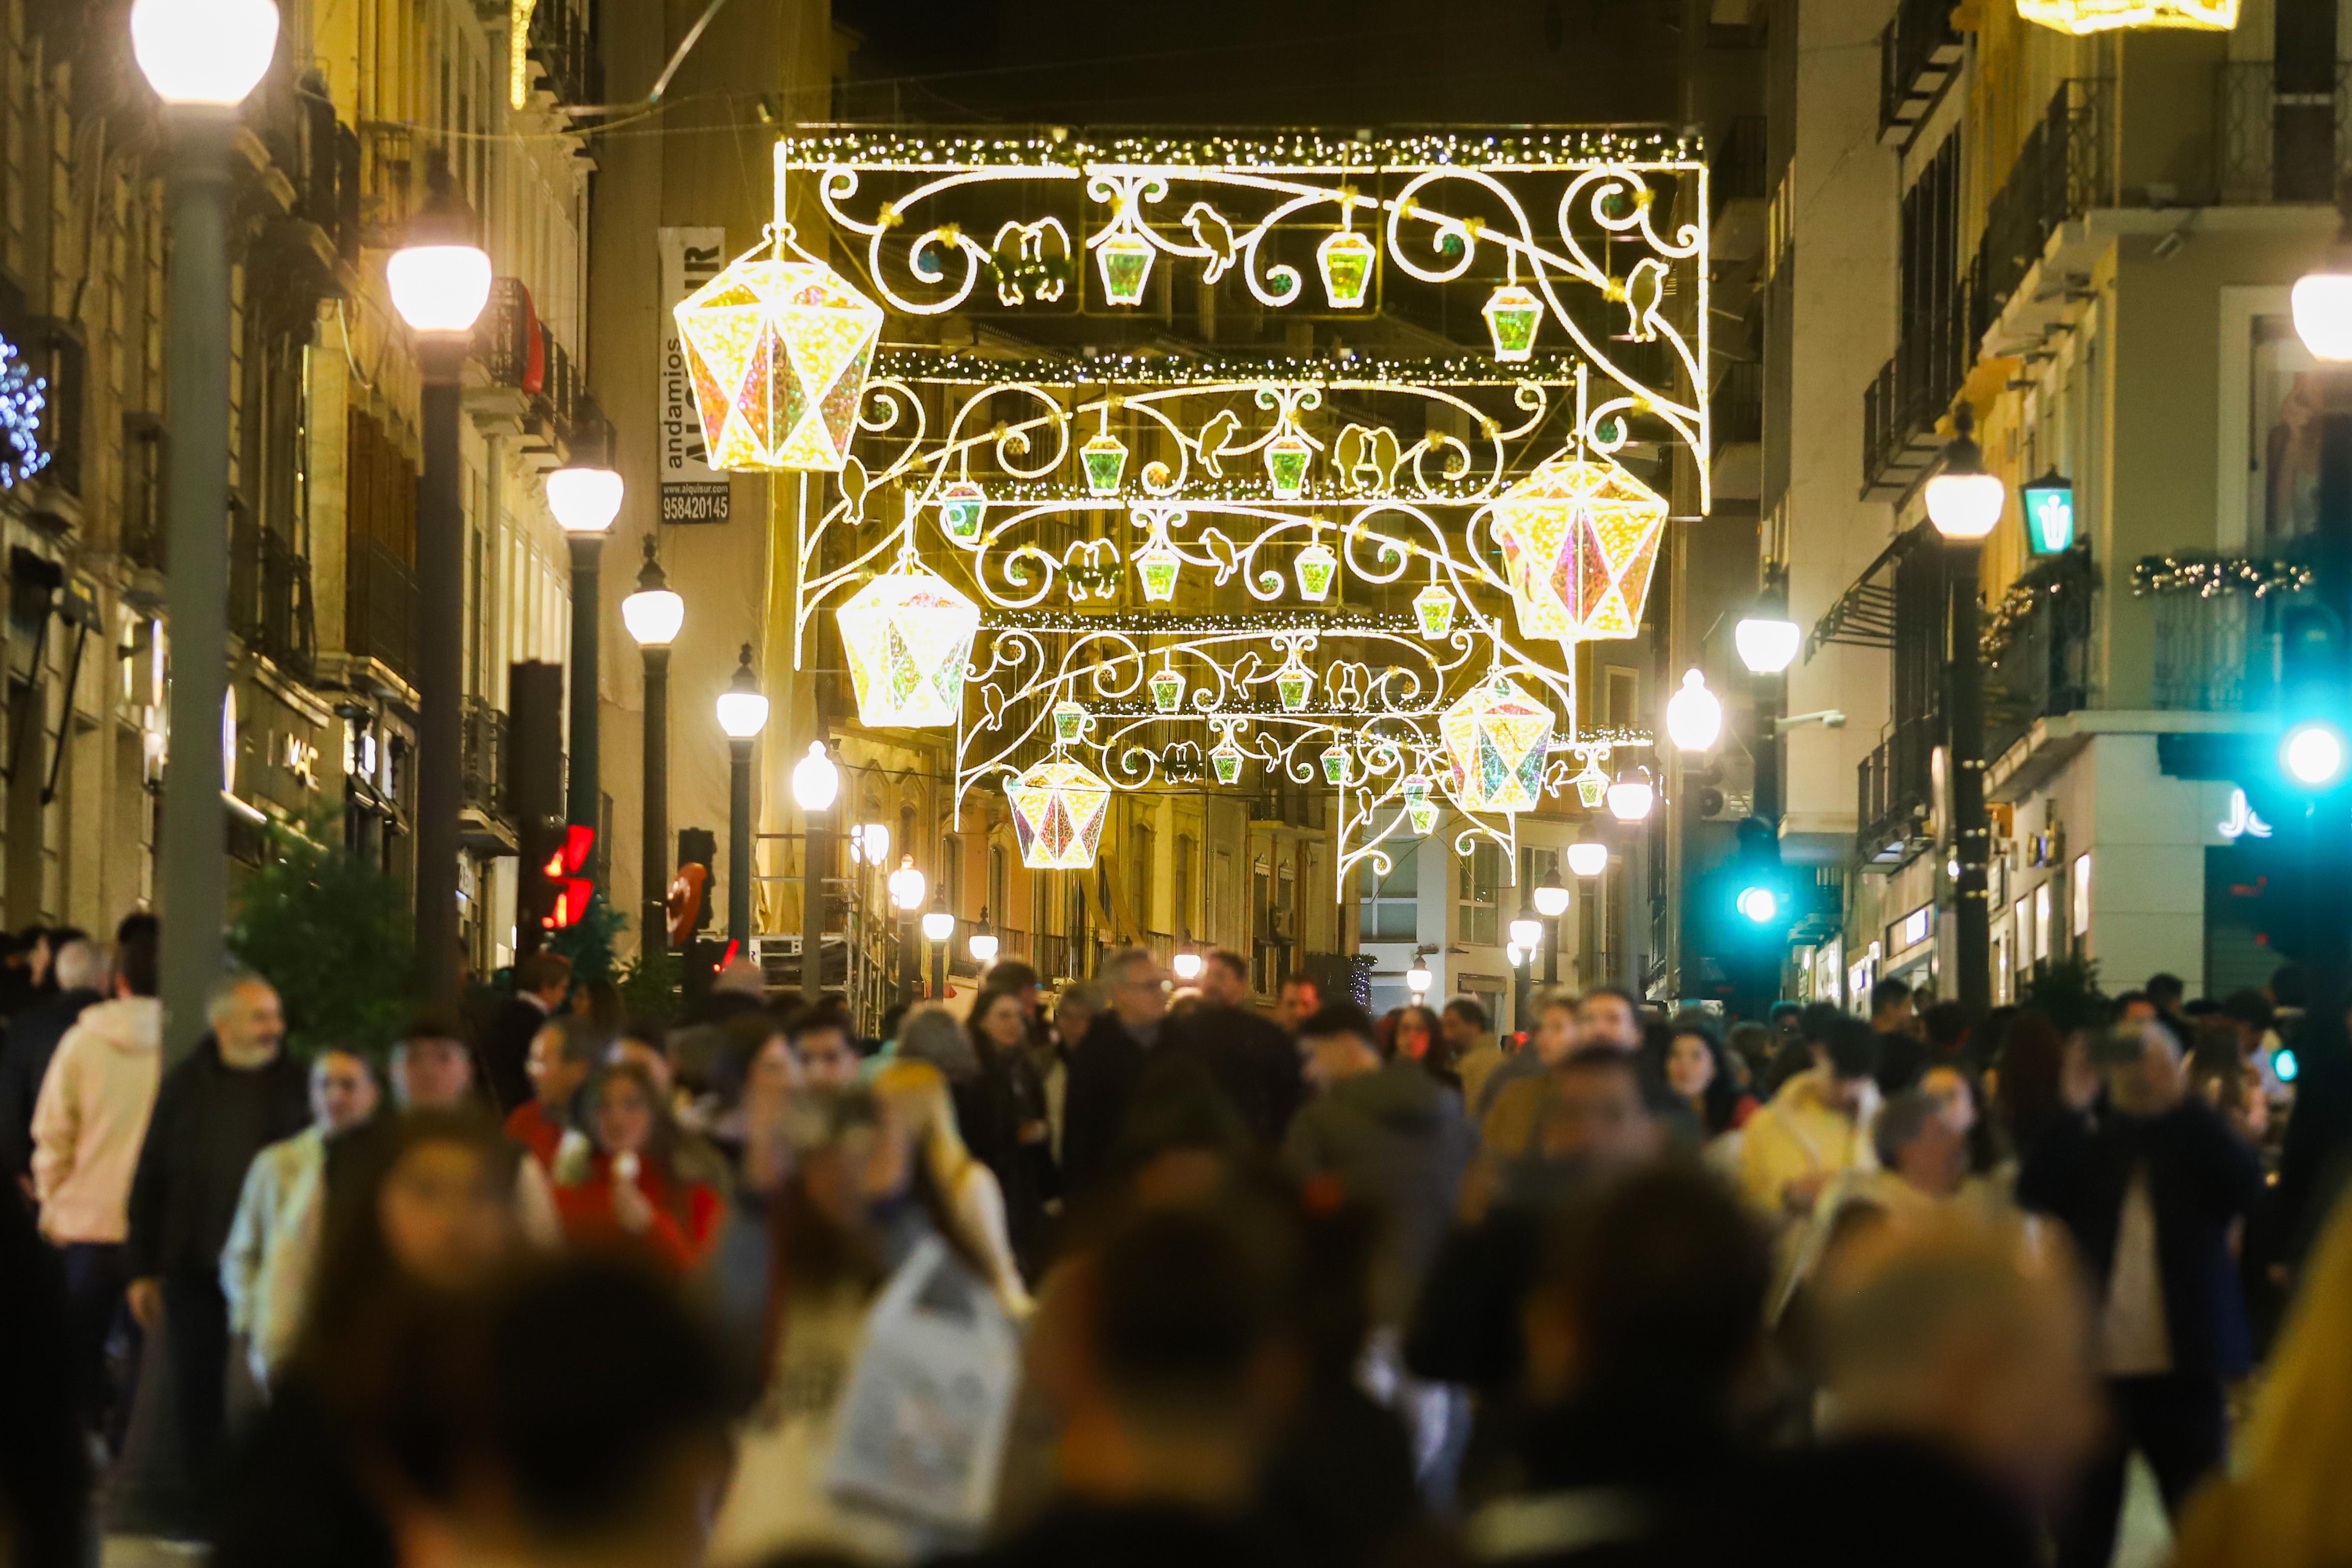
[1532,868,1569,986]
[2293,208,2352,360]
[1605,766,1655,823]
[1509,907,1543,951]
[1172,940,1204,982]
[390,155,493,1008]
[548,464,623,839]
[1929,408,1997,1019]
[791,738,838,1002]
[1665,669,1724,753]
[1406,948,1433,998]
[622,539,683,958]
[969,908,1000,967]
[715,646,768,951]
[133,0,281,1055]
[1738,567,1798,829]
[1566,834,1611,879]
[923,894,954,998]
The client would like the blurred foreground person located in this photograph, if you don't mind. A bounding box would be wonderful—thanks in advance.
[1785,1213,2098,1568]
[481,951,572,1115]
[0,933,103,1185]
[2174,1193,2352,1568]
[2020,1016,2264,1568]
[1061,949,1171,1201]
[0,1177,87,1567]
[1740,1014,1881,1221]
[553,1060,721,1276]
[212,1110,527,1568]
[221,1048,379,1390]
[26,924,159,1453]
[944,1204,1296,1568]
[124,973,307,1535]
[874,1057,1033,1314]
[1462,1165,1769,1564]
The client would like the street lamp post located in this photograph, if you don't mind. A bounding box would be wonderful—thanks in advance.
[923,895,953,999]
[548,464,622,842]
[1509,904,1542,1027]
[888,853,927,1006]
[1925,406,2005,1021]
[387,154,493,1007]
[620,538,682,959]
[791,739,839,1003]
[1532,868,1569,987]
[715,645,768,952]
[1736,568,1801,829]
[132,0,280,1058]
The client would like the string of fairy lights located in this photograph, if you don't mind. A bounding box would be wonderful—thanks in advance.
[668,128,1704,883]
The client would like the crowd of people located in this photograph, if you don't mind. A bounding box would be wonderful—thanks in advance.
[5,924,2352,1567]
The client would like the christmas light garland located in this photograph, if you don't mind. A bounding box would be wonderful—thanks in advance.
[2129,555,2314,599]
[872,345,1593,389]
[780,126,1702,172]
[0,337,50,491]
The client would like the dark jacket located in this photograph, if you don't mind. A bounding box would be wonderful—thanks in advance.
[1285,1059,1470,1321]
[0,984,99,1176]
[936,1500,1273,1568]
[1163,1003,1305,1145]
[1058,1012,1155,1203]
[1740,1435,2040,1568]
[2017,1096,2267,1379]
[125,1038,309,1279]
[477,995,551,1116]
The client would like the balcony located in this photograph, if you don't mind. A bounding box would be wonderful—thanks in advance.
[1857,713,1939,866]
[346,540,418,684]
[526,0,603,111]
[228,513,317,682]
[1879,0,1964,146]
[2218,61,2352,205]
[2148,578,2289,714]
[1860,278,1970,499]
[1712,115,1768,213]
[477,278,612,464]
[460,698,515,850]
[1984,547,2094,758]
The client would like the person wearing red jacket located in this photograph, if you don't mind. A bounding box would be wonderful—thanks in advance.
[552,1061,719,1277]
[503,1015,601,1169]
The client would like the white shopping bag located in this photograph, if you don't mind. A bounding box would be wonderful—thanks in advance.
[823,1235,1021,1534]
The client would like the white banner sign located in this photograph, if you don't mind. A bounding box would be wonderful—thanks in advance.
[658,227,730,524]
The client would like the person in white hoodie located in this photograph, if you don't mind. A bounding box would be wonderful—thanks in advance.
[28,926,161,1450]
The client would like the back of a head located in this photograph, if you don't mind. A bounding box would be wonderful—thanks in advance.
[1871,977,1912,1019]
[479,1259,733,1551]
[1923,1000,1969,1052]
[1817,1015,1882,1082]
[114,910,158,950]
[1086,1203,1290,1431]
[1542,1165,1769,1413]
[513,951,571,998]
[114,929,160,999]
[1445,996,1490,1034]
[898,1003,977,1077]
[984,957,1041,995]
[50,939,104,995]
[1873,1090,1942,1170]
[2147,972,2187,1008]
[1299,1002,1381,1057]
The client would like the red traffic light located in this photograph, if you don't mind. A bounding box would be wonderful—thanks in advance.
[541,823,595,878]
[546,877,595,931]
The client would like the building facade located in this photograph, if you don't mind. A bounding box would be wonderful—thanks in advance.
[1767,0,2342,1007]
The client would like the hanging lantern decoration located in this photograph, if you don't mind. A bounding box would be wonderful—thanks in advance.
[939,479,987,544]
[1440,674,1555,814]
[834,566,981,729]
[673,247,885,473]
[2016,0,2235,33]
[1413,584,1457,640]
[1094,228,1155,306]
[1490,454,1670,644]
[1317,223,1376,309]
[1149,665,1185,713]
[1483,282,1543,362]
[1265,428,1314,499]
[1008,756,1113,869]
[1295,538,1338,601]
[2021,470,2075,556]
[1275,650,1314,713]
[1136,536,1182,601]
[1083,429,1129,496]
[1572,754,1610,809]
[1211,730,1246,785]
[1052,698,1087,744]
[1321,743,1350,785]
[1403,773,1439,835]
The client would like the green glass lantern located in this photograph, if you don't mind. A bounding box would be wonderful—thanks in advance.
[1149,665,1185,713]
[1409,797,1439,835]
[1211,733,1244,785]
[1276,660,1313,712]
[1266,430,1312,498]
[1321,743,1350,785]
[1082,431,1129,497]
[1052,698,1086,743]
[2022,469,2074,555]
[1317,228,1376,309]
[1295,540,1338,601]
[939,479,986,544]
[1413,585,1456,639]
[1483,282,1542,362]
[1402,774,1430,807]
[1573,757,1609,810]
[1096,230,1155,306]
[1136,538,1181,602]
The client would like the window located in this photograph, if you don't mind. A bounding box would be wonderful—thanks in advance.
[1357,839,1419,941]
[1458,840,1501,947]
[2014,898,2030,976]
[2033,884,2052,962]
[1129,822,1154,931]
[1173,833,1196,937]
[2071,852,2092,938]
[1603,666,1638,728]
[988,844,1007,925]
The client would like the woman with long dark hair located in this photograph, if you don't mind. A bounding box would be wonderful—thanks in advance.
[1646,1017,1755,1154]
[553,1060,722,1275]
[212,1110,529,1568]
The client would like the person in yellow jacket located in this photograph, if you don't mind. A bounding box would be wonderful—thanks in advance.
[1740,1013,1883,1219]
